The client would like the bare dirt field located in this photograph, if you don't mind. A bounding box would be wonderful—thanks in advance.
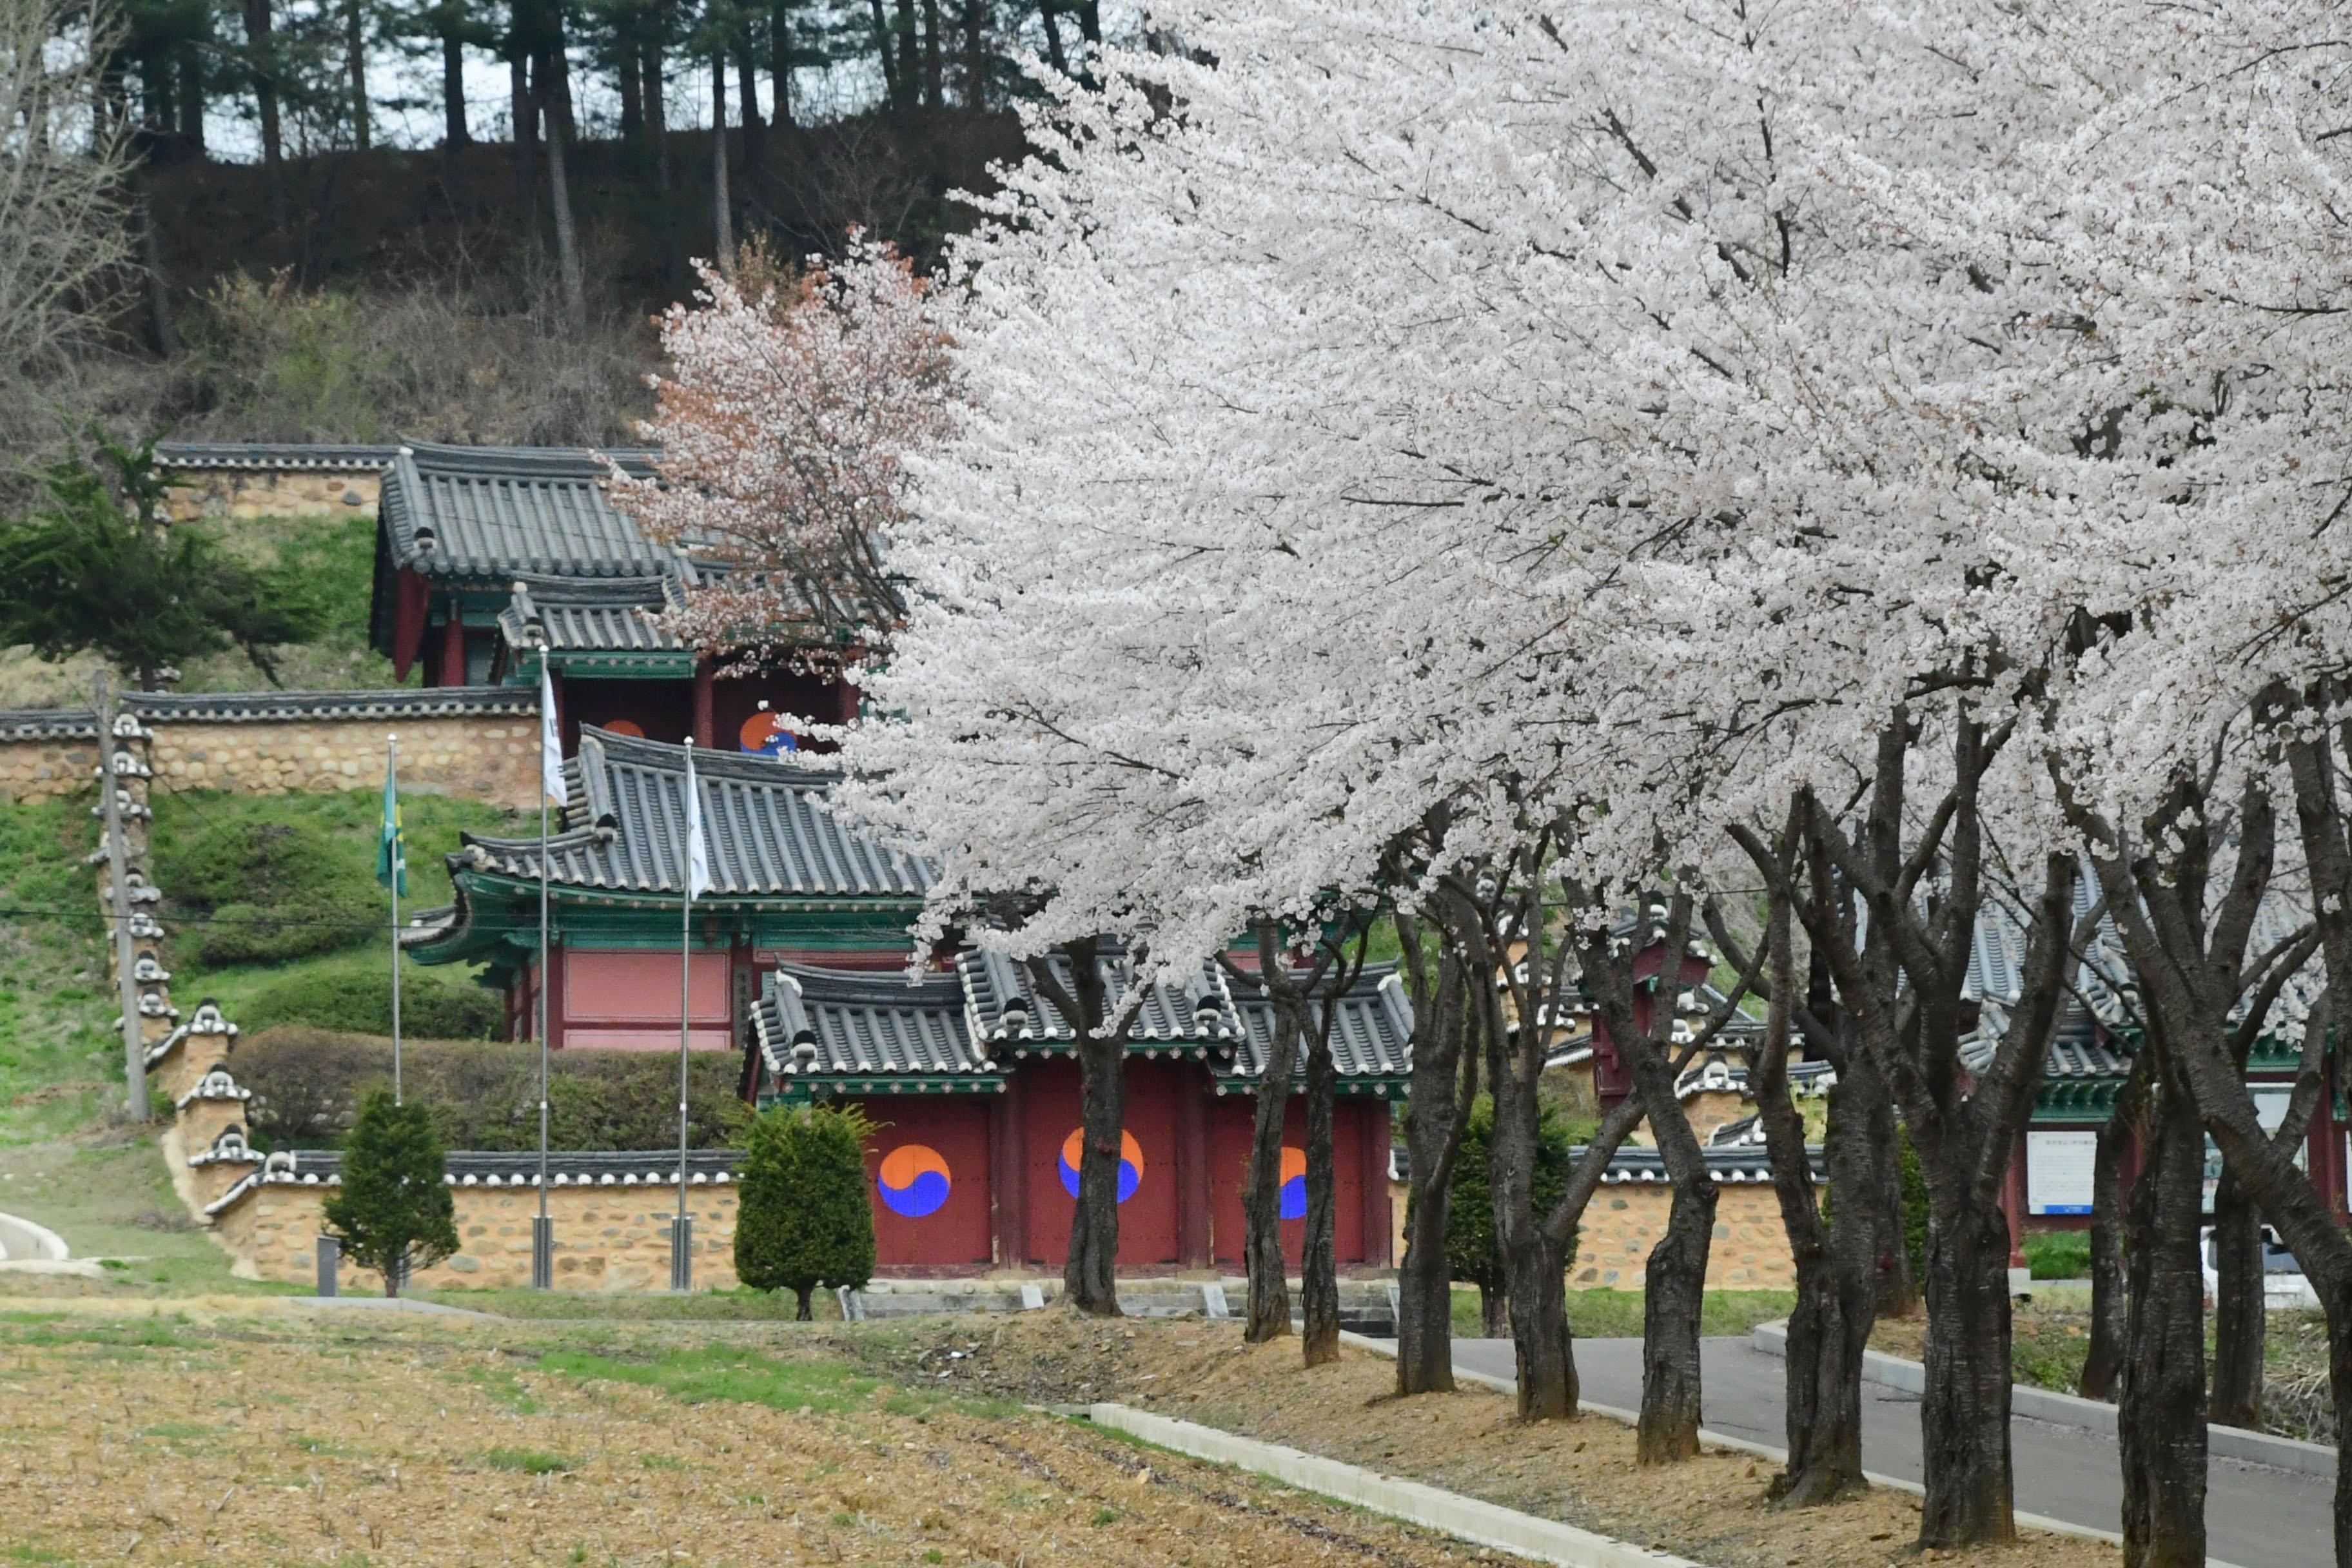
[0,1299,2121,1568]
[0,1302,1513,1568]
[854,1314,2121,1568]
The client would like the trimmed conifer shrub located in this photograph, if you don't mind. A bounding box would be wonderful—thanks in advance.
[1446,1095,1577,1331]
[321,1088,459,1297]
[735,1104,876,1320]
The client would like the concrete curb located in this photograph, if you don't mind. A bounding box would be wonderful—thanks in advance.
[0,1210,70,1262]
[1336,1333,2198,1560]
[1086,1402,1709,1568]
[1750,1320,2338,1481]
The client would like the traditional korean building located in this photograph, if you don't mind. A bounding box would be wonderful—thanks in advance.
[404,724,1411,1275]
[367,442,844,751]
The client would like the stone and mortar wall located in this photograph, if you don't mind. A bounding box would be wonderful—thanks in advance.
[1572,1182,1796,1291]
[3,701,540,808]
[0,733,102,805]
[213,1182,745,1293]
[162,468,382,524]
[146,716,538,807]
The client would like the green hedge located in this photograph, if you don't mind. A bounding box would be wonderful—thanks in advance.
[234,1027,749,1152]
[238,953,504,1039]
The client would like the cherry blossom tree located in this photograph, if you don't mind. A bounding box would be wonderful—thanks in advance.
[616,237,959,668]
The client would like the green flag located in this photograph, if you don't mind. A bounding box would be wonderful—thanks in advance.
[376,750,406,896]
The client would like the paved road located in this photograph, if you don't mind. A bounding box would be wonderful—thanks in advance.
[1447,1337,2333,1568]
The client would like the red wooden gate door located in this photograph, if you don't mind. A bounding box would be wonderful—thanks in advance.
[1021,1059,1182,1267]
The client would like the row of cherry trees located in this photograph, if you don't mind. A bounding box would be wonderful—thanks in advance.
[636,3,2352,1562]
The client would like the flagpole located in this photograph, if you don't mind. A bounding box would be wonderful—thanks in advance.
[388,734,402,1108]
[534,652,560,1290]
[674,737,695,1292]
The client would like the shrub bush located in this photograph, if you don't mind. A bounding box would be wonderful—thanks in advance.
[239,957,503,1039]
[235,1026,749,1152]
[156,818,376,966]
[1442,1095,1578,1326]
[322,1088,459,1295]
[735,1103,876,1319]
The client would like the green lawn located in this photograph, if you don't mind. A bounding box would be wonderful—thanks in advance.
[0,800,117,1142]
[413,1285,847,1320]
[179,512,402,693]
[149,785,518,1029]
[1451,1284,1797,1340]
[0,1133,306,1293]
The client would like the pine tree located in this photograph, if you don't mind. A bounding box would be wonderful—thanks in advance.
[734,1103,875,1319]
[322,1089,459,1297]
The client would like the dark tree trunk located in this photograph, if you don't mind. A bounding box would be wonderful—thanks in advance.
[542,49,585,328]
[241,0,284,219]
[177,44,204,154]
[1917,1202,2018,1545]
[2117,1061,2208,1568]
[868,0,902,102]
[1636,1174,1714,1464]
[510,52,536,201]
[345,0,370,150]
[135,188,179,357]
[2082,1053,2150,1404]
[1064,1028,1126,1315]
[736,44,765,188]
[794,1284,813,1320]
[894,0,919,104]
[2210,1166,2267,1431]
[647,40,683,298]
[709,55,733,272]
[1489,1010,1571,1418]
[921,0,943,106]
[441,30,469,150]
[1777,1082,1877,1503]
[617,40,642,145]
[960,0,985,107]
[1037,1,1069,77]
[1760,1010,1876,1501]
[770,3,796,128]
[1239,980,1302,1343]
[1300,1029,1341,1366]
[1868,1066,1919,1319]
[1394,936,1473,1396]
[1479,1284,1509,1338]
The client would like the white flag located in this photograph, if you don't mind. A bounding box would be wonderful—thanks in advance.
[538,666,565,807]
[682,741,714,898]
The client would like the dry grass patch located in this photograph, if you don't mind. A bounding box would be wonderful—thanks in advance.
[883,1314,2119,1568]
[0,1307,1518,1568]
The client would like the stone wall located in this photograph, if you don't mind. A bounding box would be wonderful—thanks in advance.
[0,689,542,808]
[0,726,100,805]
[148,715,536,805]
[212,1180,745,1293]
[162,467,383,524]
[1573,1181,1795,1291]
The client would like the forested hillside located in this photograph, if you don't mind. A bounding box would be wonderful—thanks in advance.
[5,0,1046,478]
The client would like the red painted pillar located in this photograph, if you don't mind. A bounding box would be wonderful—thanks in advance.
[439,599,466,687]
[1362,1102,1393,1269]
[1176,1063,1211,1269]
[547,943,566,1052]
[693,658,716,749]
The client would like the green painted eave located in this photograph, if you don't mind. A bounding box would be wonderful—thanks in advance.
[502,647,698,683]
[760,1075,1006,1106]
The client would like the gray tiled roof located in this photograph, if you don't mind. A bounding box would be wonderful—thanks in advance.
[153,441,400,472]
[381,442,676,582]
[752,965,994,1084]
[957,946,1244,1048]
[498,574,689,656]
[1222,964,1414,1084]
[208,1147,741,1216]
[1962,1016,2132,1082]
[447,726,930,901]
[1575,1142,1824,1186]
[1,686,534,741]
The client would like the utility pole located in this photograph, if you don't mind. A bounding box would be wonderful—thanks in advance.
[94,672,148,1122]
